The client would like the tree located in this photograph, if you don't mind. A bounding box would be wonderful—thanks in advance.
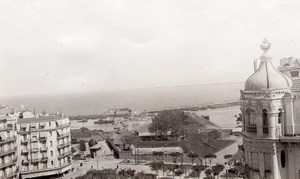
[204,168,214,179]
[192,165,206,179]
[79,140,86,152]
[207,130,222,139]
[148,110,188,139]
[118,168,136,178]
[204,154,217,166]
[212,164,224,179]
[224,154,233,165]
[170,152,181,163]
[88,139,97,148]
[174,169,184,177]
[135,172,156,179]
[187,152,199,165]
[152,151,164,161]
[150,161,164,175]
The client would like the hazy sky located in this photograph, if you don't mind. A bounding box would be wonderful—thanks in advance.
[1,0,300,96]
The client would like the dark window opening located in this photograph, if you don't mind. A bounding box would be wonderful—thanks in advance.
[281,150,285,168]
[278,109,282,124]
[290,71,299,77]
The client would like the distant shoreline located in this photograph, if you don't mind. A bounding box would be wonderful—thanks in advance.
[69,101,239,120]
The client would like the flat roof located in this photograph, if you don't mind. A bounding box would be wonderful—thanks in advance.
[17,116,67,124]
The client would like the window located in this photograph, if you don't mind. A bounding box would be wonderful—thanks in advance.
[290,71,299,77]
[263,109,268,126]
[278,109,282,124]
[49,131,52,137]
[49,122,51,126]
[50,141,53,147]
[51,151,53,156]
[281,150,286,168]
[51,161,53,166]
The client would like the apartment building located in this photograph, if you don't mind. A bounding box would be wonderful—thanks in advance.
[17,115,72,179]
[0,115,18,179]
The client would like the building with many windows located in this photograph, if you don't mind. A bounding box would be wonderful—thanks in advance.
[0,115,18,179]
[241,39,300,179]
[16,116,72,179]
[0,105,72,179]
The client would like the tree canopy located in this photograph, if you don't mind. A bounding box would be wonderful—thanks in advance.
[148,110,188,139]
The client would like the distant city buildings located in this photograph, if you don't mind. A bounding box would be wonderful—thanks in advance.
[241,39,300,179]
[0,106,72,179]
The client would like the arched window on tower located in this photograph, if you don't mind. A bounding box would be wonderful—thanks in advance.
[245,108,257,133]
[278,109,282,124]
[263,109,268,134]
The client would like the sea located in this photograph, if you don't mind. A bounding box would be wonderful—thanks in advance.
[0,82,243,116]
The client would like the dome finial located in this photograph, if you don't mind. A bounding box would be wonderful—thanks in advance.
[260,38,271,52]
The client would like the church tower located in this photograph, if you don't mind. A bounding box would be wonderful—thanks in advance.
[240,39,300,179]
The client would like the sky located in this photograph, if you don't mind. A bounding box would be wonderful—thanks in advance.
[1,0,300,96]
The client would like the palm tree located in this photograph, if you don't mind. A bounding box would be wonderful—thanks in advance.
[187,152,199,165]
[170,152,181,164]
[150,161,164,176]
[212,164,224,179]
[204,154,217,166]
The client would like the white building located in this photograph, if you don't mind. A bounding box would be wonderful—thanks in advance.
[241,39,300,179]
[17,116,72,179]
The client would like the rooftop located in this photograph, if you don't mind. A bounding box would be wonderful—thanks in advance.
[17,116,66,124]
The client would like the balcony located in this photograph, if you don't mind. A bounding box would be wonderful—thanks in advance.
[21,138,29,144]
[20,162,71,175]
[31,148,39,153]
[22,159,30,165]
[40,146,48,152]
[57,132,70,139]
[246,125,257,133]
[0,137,15,145]
[0,147,17,157]
[21,149,29,154]
[57,142,71,149]
[0,126,13,132]
[279,126,300,142]
[263,126,269,134]
[31,138,38,142]
[31,158,39,163]
[0,172,17,179]
[58,151,72,159]
[56,122,71,129]
[40,156,48,162]
[39,137,47,142]
[0,157,17,169]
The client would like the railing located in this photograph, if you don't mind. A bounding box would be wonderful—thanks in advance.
[57,132,70,139]
[39,137,47,142]
[40,146,48,152]
[31,137,38,142]
[57,141,71,149]
[21,149,29,154]
[58,151,72,159]
[0,147,17,156]
[21,138,29,143]
[0,137,16,145]
[41,156,48,161]
[31,158,39,163]
[0,171,17,179]
[263,126,269,134]
[0,156,18,169]
[31,148,39,152]
[246,125,257,133]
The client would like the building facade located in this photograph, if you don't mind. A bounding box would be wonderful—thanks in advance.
[17,116,72,179]
[0,115,18,179]
[241,39,300,179]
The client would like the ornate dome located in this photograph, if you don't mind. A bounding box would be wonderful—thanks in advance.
[245,39,292,91]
